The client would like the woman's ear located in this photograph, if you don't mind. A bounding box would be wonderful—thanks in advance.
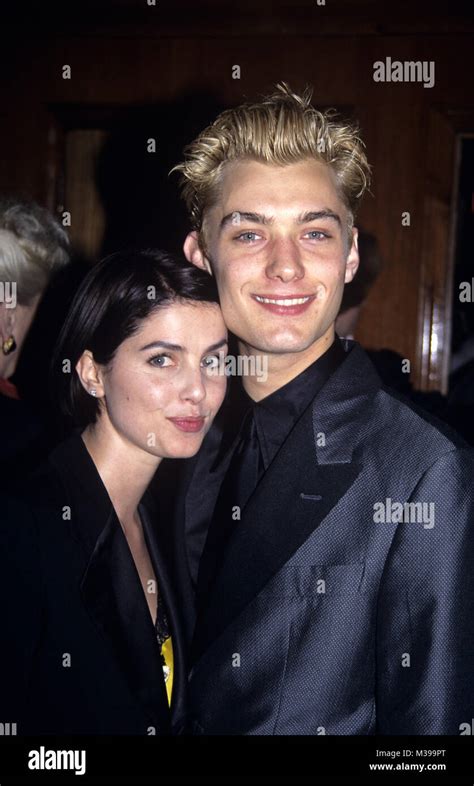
[183,231,213,275]
[75,350,105,399]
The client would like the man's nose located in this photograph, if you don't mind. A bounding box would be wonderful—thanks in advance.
[264,239,305,282]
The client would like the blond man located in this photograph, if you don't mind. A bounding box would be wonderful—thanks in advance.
[171,84,474,735]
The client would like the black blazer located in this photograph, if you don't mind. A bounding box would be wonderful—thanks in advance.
[173,340,474,735]
[0,432,188,735]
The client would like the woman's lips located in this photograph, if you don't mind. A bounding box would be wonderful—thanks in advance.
[252,294,316,316]
[167,417,206,433]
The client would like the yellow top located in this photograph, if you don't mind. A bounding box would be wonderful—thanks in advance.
[161,635,174,706]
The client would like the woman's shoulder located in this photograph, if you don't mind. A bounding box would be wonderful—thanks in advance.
[3,430,115,556]
[0,431,102,583]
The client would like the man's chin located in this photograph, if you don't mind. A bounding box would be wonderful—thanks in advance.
[242,334,322,356]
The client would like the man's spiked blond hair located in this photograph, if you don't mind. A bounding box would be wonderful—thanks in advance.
[172,83,371,243]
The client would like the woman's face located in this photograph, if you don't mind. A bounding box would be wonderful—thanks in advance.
[85,301,228,460]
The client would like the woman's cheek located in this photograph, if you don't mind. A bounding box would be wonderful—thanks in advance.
[145,379,176,410]
[208,375,228,412]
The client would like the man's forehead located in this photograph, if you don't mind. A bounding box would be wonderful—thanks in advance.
[220,156,334,183]
[207,169,344,226]
[216,159,341,205]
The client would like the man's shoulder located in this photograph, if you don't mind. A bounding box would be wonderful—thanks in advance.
[350,381,472,492]
[339,341,464,449]
[311,342,470,481]
[375,382,466,451]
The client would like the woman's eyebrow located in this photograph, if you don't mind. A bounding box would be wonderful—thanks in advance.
[139,340,183,352]
[204,338,228,353]
[139,338,228,353]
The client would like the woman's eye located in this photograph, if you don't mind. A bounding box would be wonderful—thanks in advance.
[304,230,329,241]
[235,231,261,243]
[148,354,174,367]
[202,354,222,370]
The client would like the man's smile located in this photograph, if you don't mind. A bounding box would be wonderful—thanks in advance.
[251,293,316,315]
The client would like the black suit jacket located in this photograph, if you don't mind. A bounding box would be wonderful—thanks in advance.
[173,340,474,735]
[0,432,188,735]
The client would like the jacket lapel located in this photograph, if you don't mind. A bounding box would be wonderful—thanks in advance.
[140,498,188,732]
[191,343,381,664]
[183,417,238,586]
[49,434,171,733]
[80,512,171,732]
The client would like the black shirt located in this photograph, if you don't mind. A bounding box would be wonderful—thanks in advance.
[196,336,347,606]
[226,335,347,475]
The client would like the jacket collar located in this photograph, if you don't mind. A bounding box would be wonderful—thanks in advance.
[47,432,187,733]
[189,341,382,663]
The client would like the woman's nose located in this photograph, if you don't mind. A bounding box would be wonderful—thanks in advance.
[180,368,207,404]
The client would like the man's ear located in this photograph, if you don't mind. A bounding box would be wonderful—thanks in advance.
[344,227,359,284]
[183,231,213,275]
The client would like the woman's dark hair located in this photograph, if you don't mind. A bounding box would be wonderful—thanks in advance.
[51,248,220,429]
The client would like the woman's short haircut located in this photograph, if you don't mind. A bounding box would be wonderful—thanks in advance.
[51,248,220,429]
[171,82,371,247]
[0,199,70,305]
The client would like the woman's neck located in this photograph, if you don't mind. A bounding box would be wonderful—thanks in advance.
[80,419,161,531]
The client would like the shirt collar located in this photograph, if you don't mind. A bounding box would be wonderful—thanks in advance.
[250,336,346,468]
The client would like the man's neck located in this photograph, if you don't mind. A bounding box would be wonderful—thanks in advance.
[240,327,336,402]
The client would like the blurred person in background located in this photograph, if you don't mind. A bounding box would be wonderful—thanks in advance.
[446,310,474,446]
[336,230,447,417]
[0,199,70,482]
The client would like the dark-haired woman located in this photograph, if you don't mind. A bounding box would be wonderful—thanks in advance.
[0,250,227,735]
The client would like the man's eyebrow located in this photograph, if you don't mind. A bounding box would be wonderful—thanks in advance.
[219,212,273,232]
[139,338,228,353]
[297,210,341,226]
[219,209,341,232]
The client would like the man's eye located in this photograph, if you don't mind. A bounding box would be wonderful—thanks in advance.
[304,230,329,240]
[148,354,173,367]
[235,231,261,243]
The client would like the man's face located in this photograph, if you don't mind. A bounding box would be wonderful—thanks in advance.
[184,158,359,358]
